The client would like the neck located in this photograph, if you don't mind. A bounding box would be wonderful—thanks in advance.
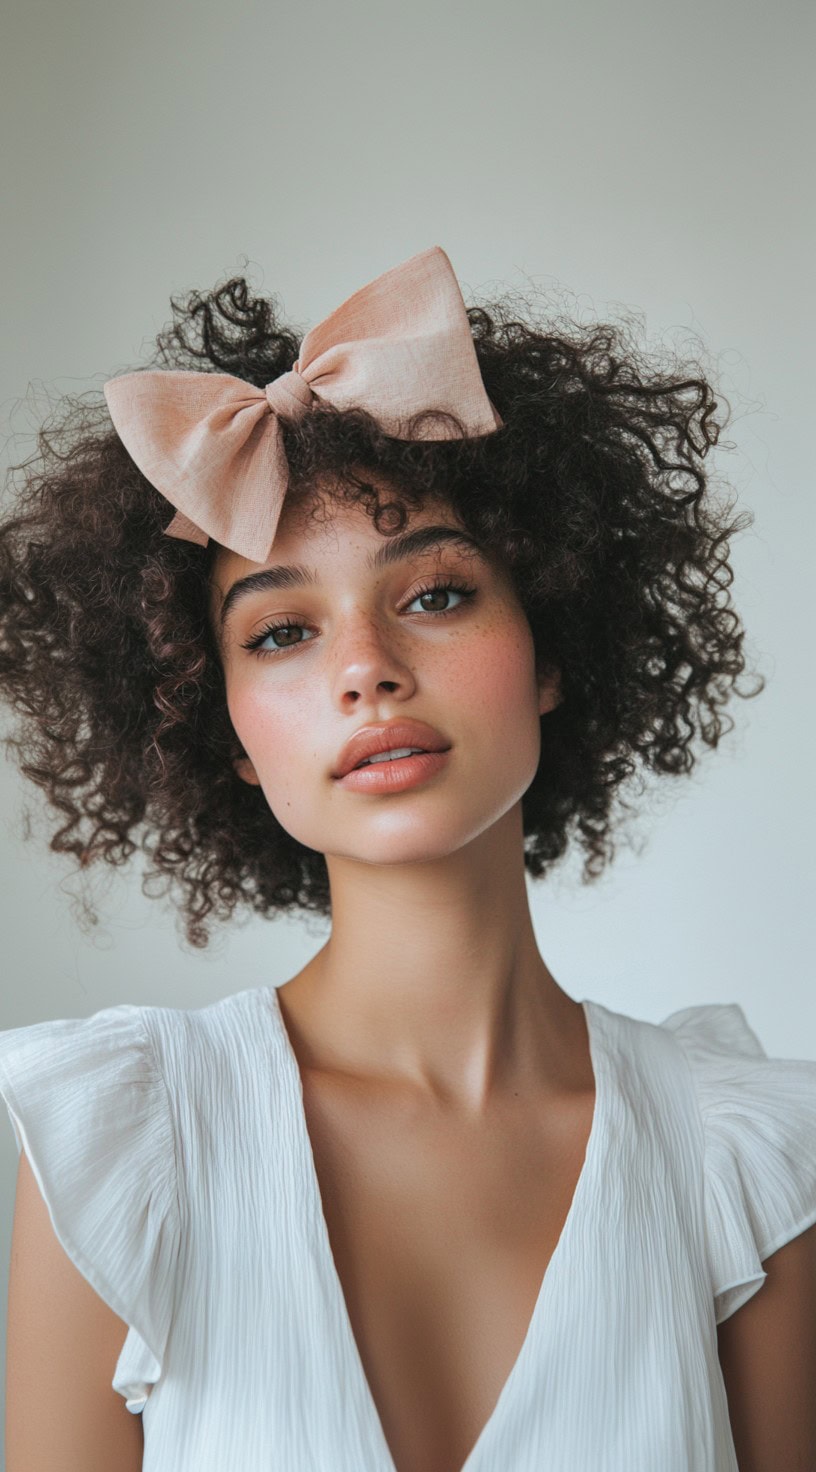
[275,805,579,1112]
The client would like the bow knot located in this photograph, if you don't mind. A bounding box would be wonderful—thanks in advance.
[264,368,313,419]
[103,246,503,565]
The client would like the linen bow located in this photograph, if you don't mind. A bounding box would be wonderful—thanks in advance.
[103,246,503,565]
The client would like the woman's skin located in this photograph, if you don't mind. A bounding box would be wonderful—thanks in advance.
[208,483,596,1472]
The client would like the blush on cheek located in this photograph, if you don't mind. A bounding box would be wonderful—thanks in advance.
[227,685,286,775]
[458,625,538,718]
[459,626,544,788]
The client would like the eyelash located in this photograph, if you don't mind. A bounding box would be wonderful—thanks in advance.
[240,577,478,659]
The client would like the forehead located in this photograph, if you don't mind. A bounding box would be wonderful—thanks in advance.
[214,492,464,573]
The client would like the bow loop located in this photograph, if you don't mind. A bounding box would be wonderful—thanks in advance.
[104,246,503,565]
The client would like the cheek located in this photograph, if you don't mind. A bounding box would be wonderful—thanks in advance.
[454,619,540,729]
[226,677,296,775]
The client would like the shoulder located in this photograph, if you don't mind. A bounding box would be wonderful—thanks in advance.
[614,997,816,1466]
[657,1000,816,1321]
[0,983,271,1417]
[0,997,189,1414]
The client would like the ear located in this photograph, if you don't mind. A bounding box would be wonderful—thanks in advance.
[233,754,262,786]
[537,661,562,717]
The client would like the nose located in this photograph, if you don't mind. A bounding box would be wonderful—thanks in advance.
[331,615,418,705]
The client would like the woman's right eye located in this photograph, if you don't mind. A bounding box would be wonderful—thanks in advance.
[240,619,313,657]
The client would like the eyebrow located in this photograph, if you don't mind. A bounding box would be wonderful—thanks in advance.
[217,524,486,639]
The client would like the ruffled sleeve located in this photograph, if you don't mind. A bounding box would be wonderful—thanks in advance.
[0,1003,181,1411]
[660,1001,816,1324]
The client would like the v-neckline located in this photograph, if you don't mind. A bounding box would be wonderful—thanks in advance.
[264,985,608,1472]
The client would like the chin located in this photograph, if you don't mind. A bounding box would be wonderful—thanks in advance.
[325,815,500,868]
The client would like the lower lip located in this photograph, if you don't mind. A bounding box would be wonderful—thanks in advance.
[336,750,451,792]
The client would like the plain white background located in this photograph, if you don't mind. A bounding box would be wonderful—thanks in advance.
[0,0,813,1451]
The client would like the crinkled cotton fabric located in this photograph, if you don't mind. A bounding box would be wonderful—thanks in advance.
[1,985,815,1471]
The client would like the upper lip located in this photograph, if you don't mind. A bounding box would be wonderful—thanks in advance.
[332,720,451,778]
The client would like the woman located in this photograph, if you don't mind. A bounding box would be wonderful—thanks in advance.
[0,246,813,1470]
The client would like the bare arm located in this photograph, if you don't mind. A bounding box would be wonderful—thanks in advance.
[5,1149,144,1472]
[717,1219,816,1472]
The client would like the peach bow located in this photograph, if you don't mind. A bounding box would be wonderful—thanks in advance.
[103,246,503,565]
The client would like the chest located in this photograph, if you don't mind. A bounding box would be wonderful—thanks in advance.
[299,1067,597,1472]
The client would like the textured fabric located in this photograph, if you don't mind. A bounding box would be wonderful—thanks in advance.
[102,245,503,565]
[0,985,815,1471]
[0,1005,181,1409]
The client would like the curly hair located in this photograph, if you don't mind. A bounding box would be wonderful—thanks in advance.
[0,269,764,948]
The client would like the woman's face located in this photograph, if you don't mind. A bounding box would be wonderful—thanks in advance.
[209,489,561,867]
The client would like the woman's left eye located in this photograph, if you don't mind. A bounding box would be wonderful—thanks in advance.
[406,579,477,616]
[240,578,477,658]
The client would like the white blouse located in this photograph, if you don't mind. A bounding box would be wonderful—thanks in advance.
[0,984,815,1471]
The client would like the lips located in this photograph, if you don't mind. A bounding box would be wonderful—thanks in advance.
[333,720,451,779]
